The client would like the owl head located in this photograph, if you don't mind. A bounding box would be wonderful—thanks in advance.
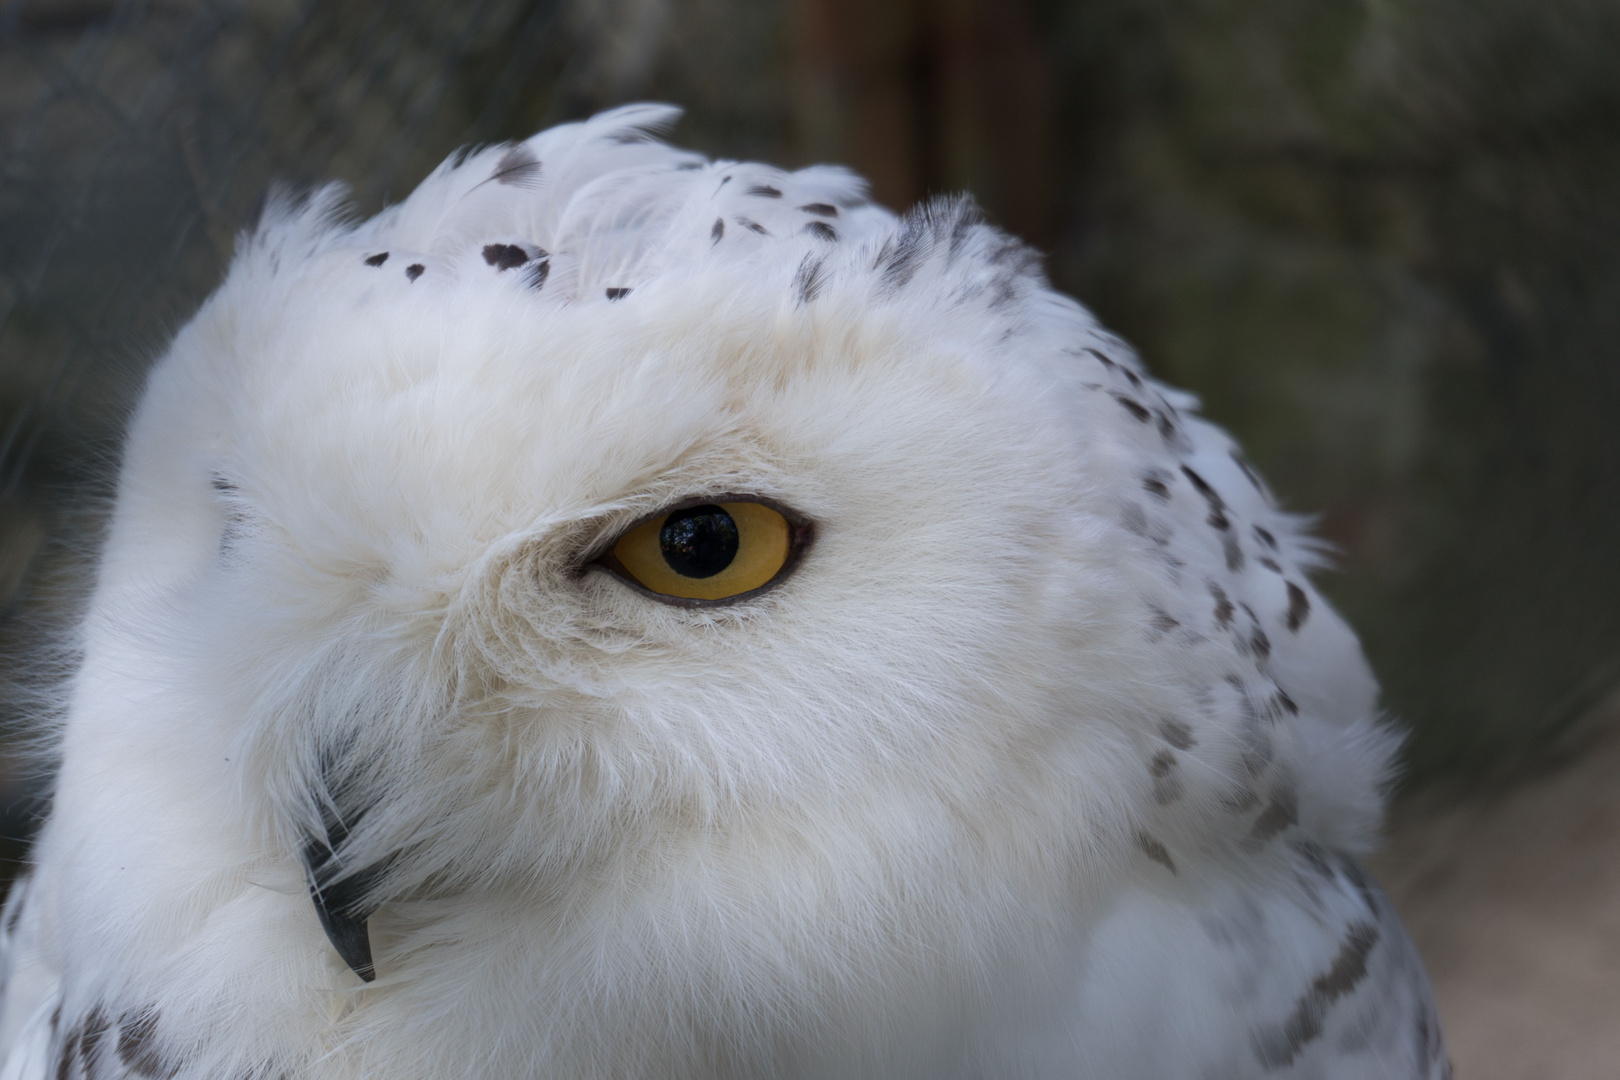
[78,104,1394,1068]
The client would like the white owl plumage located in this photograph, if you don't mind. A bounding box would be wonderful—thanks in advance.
[0,105,1448,1079]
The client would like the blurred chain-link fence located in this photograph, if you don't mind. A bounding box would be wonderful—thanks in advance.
[3,0,1619,855]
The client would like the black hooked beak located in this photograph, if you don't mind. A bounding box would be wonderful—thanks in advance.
[302,804,384,982]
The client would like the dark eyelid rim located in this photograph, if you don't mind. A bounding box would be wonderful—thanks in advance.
[588,493,815,608]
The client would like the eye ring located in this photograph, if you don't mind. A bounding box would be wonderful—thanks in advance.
[591,494,814,608]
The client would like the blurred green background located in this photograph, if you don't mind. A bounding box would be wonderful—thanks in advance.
[3,0,1618,825]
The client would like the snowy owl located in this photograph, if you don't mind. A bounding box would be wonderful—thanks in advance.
[0,105,1448,1079]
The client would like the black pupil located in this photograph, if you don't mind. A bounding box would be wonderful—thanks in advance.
[660,505,740,578]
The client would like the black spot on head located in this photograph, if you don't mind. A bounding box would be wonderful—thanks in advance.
[482,243,530,271]
[1274,688,1299,716]
[1249,786,1298,845]
[1258,556,1282,572]
[1181,466,1236,536]
[747,183,782,198]
[405,263,425,282]
[715,174,733,193]
[1115,395,1152,423]
[803,220,837,242]
[491,143,541,187]
[56,1022,81,1080]
[798,202,838,217]
[1210,583,1235,628]
[52,1006,109,1080]
[982,233,1041,308]
[793,254,827,304]
[524,259,550,291]
[736,217,769,236]
[1149,751,1183,805]
[1285,582,1311,632]
[363,252,388,267]
[1159,716,1196,750]
[949,202,991,261]
[1253,525,1279,550]
[117,1008,178,1078]
[1083,346,1117,371]
[1180,465,1220,504]
[1155,410,1177,441]
[875,226,927,288]
[80,1007,109,1066]
[711,217,725,243]
[1224,534,1245,573]
[1147,606,1180,638]
[1250,625,1272,661]
[1137,833,1177,874]
[1142,471,1172,500]
[1250,921,1381,1069]
[1231,450,1266,494]
[1123,368,1143,389]
[606,287,632,301]
[219,502,248,556]
[879,197,987,289]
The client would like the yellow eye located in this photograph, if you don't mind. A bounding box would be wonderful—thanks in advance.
[600,500,807,603]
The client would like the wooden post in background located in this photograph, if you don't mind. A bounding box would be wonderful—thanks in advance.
[789,0,1058,251]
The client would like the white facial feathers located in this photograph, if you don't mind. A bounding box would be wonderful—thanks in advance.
[104,96,1393,944]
